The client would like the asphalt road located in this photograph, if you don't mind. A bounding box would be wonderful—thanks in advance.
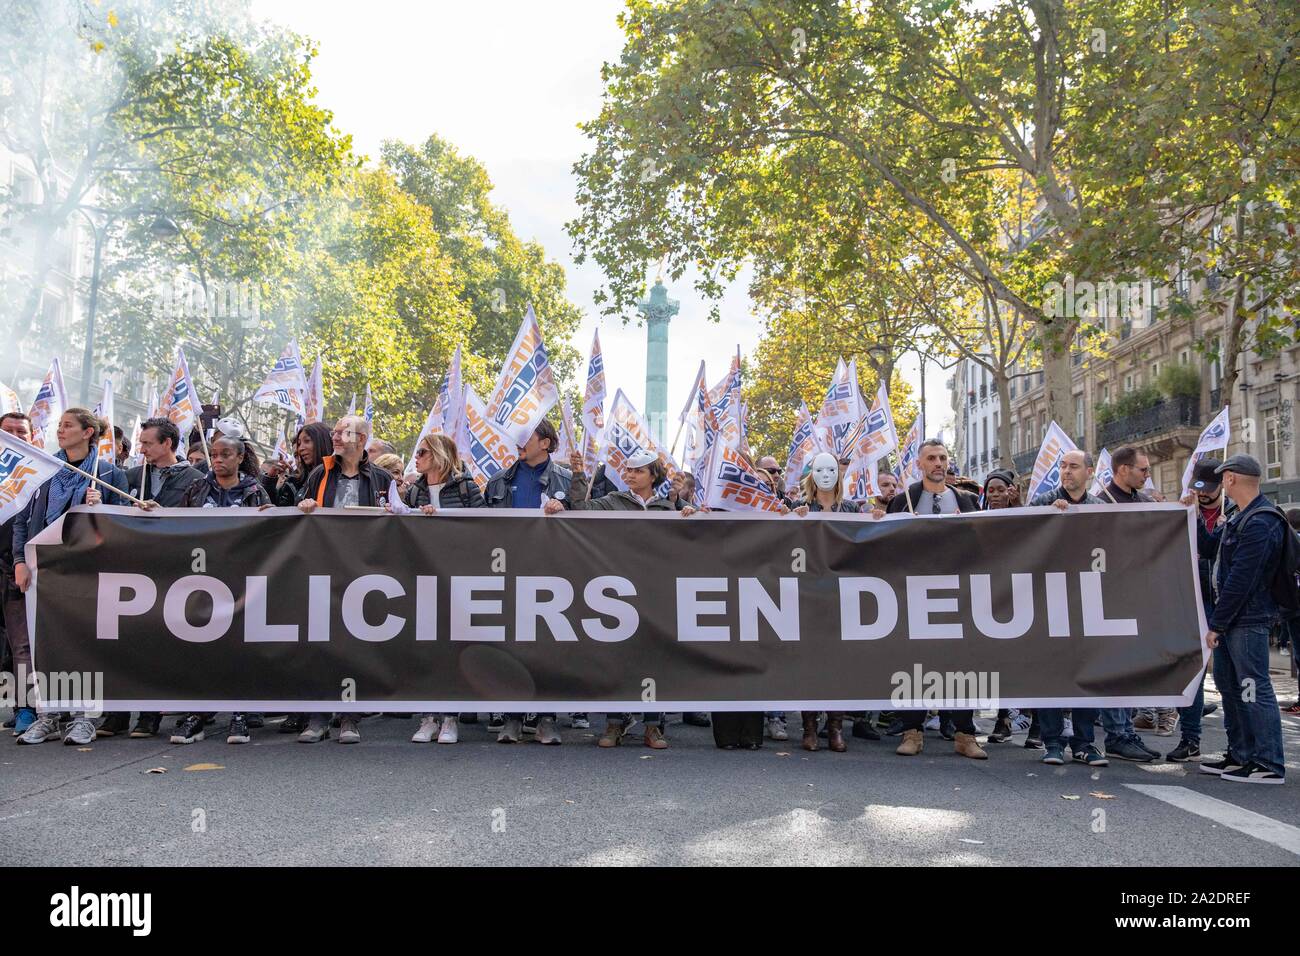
[3,656,1297,867]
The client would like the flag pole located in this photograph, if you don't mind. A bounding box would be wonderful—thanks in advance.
[668,417,686,460]
[55,458,151,508]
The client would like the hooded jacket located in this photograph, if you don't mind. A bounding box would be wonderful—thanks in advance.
[179,472,272,509]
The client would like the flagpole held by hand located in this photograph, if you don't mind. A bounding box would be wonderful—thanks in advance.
[56,458,151,508]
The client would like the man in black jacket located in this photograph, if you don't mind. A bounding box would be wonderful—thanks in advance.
[297,416,392,514]
[296,416,390,745]
[126,417,203,508]
[886,439,980,514]
[886,440,986,760]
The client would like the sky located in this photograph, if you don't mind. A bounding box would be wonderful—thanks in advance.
[250,0,954,445]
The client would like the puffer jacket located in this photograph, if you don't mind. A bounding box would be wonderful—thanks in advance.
[403,472,485,509]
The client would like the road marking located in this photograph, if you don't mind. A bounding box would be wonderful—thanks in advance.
[1125,784,1300,856]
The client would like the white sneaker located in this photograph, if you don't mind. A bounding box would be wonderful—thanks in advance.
[437,716,459,744]
[765,717,788,741]
[923,713,941,731]
[411,715,440,743]
[1010,711,1032,732]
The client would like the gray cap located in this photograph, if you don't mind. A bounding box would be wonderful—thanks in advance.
[1215,454,1261,478]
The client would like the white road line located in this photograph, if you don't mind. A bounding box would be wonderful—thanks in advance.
[1125,784,1300,856]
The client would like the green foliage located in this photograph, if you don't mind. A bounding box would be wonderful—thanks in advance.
[1157,363,1201,401]
[1097,384,1162,426]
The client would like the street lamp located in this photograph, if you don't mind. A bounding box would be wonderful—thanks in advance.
[76,207,179,404]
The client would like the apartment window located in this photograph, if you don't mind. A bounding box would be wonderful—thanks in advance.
[1265,411,1283,480]
[1209,347,1223,390]
[1075,396,1085,438]
[1179,349,1190,366]
[1124,373,1137,393]
[1101,384,1110,404]
[1039,411,1046,439]
[1011,422,1019,455]
[1174,246,1192,298]
[1009,377,1016,399]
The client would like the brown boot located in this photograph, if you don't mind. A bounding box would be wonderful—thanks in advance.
[644,725,668,749]
[827,714,847,753]
[597,721,624,748]
[954,732,988,760]
[801,712,819,751]
[896,728,924,756]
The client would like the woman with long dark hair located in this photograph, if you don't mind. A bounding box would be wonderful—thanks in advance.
[261,421,334,507]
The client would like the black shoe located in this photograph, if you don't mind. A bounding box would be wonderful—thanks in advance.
[1202,701,1218,715]
[939,719,956,741]
[1166,740,1201,762]
[1221,761,1285,785]
[885,718,906,737]
[522,713,540,733]
[987,718,1013,742]
[96,712,131,737]
[279,714,306,734]
[245,713,264,729]
[169,714,205,745]
[130,713,161,738]
[227,715,250,744]
[487,713,505,732]
[851,719,881,740]
[1135,736,1161,758]
[459,712,479,723]
[683,712,711,727]
[1024,735,1044,750]
[330,715,342,728]
[1199,755,1244,775]
[2,716,15,729]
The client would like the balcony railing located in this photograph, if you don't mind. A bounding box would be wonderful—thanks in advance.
[1209,387,1222,411]
[1013,449,1037,475]
[1097,396,1200,448]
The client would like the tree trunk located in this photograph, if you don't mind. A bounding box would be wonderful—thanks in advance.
[1220,201,1247,453]
[1039,318,1078,435]
[994,371,1014,469]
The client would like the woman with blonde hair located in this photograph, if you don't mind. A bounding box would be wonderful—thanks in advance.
[398,432,484,744]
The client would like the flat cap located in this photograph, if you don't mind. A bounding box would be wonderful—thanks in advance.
[1215,454,1261,478]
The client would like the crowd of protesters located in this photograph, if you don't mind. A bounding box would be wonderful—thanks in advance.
[0,407,1292,784]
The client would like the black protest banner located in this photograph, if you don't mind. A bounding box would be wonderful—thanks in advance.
[25,504,1207,710]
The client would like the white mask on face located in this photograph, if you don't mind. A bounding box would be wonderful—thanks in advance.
[811,453,839,491]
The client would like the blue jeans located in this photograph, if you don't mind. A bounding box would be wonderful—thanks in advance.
[1039,708,1098,752]
[1177,672,1206,744]
[1101,708,1136,748]
[1213,624,1285,777]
